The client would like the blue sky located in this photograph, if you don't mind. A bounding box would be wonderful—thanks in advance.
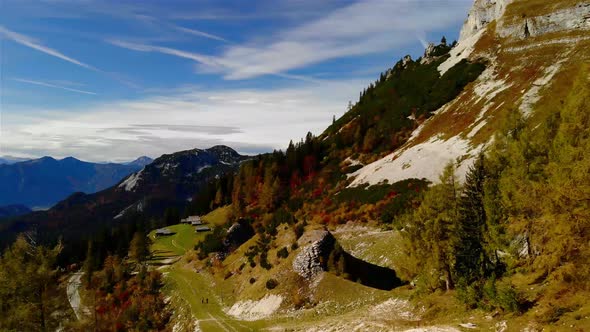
[0,0,472,162]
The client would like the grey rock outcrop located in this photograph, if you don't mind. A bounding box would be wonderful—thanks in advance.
[498,3,590,39]
[459,0,512,42]
[292,230,335,280]
[459,0,590,42]
[401,55,413,68]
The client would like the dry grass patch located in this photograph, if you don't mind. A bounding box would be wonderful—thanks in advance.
[504,0,583,24]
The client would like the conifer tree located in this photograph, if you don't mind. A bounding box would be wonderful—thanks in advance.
[454,155,490,283]
[129,231,149,263]
[404,163,460,291]
[83,240,96,285]
[0,236,62,331]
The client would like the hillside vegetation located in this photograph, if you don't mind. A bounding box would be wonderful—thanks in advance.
[1,0,589,330]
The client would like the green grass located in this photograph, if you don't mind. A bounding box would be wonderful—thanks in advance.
[148,206,232,260]
[202,205,232,227]
[148,224,206,264]
[159,264,301,331]
[147,220,291,331]
[334,227,405,271]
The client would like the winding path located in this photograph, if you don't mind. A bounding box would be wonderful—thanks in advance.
[66,272,86,320]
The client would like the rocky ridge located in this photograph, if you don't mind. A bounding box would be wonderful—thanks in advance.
[349,0,590,187]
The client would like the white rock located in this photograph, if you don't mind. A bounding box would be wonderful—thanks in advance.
[349,135,480,187]
[226,294,283,321]
[459,0,512,42]
[118,168,144,192]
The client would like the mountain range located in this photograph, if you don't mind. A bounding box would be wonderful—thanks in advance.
[2,0,590,329]
[0,145,247,260]
[0,156,30,165]
[0,205,31,219]
[0,155,153,209]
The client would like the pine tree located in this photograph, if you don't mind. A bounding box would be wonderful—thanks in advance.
[404,162,461,291]
[129,231,149,263]
[454,155,490,284]
[259,167,275,210]
[83,240,96,285]
[0,236,62,331]
[213,187,223,208]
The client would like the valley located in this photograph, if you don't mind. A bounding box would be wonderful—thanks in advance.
[141,208,513,332]
[1,0,590,331]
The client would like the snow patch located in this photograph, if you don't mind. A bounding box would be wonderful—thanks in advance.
[226,294,283,321]
[118,168,143,192]
[438,29,484,75]
[349,135,479,187]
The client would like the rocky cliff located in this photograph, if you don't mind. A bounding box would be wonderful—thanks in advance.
[292,230,335,280]
[349,0,590,187]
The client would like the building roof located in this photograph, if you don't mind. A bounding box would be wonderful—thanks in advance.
[195,226,211,232]
[156,228,174,235]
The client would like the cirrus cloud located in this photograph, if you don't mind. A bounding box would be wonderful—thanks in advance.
[110,0,472,80]
[1,78,368,161]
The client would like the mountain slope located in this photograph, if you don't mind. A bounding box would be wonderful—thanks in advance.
[125,156,153,167]
[0,156,30,165]
[0,205,31,219]
[0,156,145,208]
[348,0,590,186]
[162,1,590,330]
[0,145,247,261]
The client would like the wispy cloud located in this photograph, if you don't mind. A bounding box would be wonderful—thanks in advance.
[0,25,140,88]
[12,78,98,95]
[109,0,471,80]
[108,39,320,82]
[107,39,222,69]
[207,0,472,80]
[174,25,229,43]
[0,25,97,71]
[2,79,368,161]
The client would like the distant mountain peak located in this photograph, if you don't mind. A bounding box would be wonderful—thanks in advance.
[0,155,146,208]
[60,156,82,163]
[206,144,236,152]
[126,156,153,167]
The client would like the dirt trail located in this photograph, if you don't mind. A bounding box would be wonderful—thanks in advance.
[66,272,87,320]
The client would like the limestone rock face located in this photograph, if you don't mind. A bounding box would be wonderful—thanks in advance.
[459,0,512,42]
[498,3,590,39]
[401,55,413,68]
[460,0,590,41]
[292,230,335,280]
